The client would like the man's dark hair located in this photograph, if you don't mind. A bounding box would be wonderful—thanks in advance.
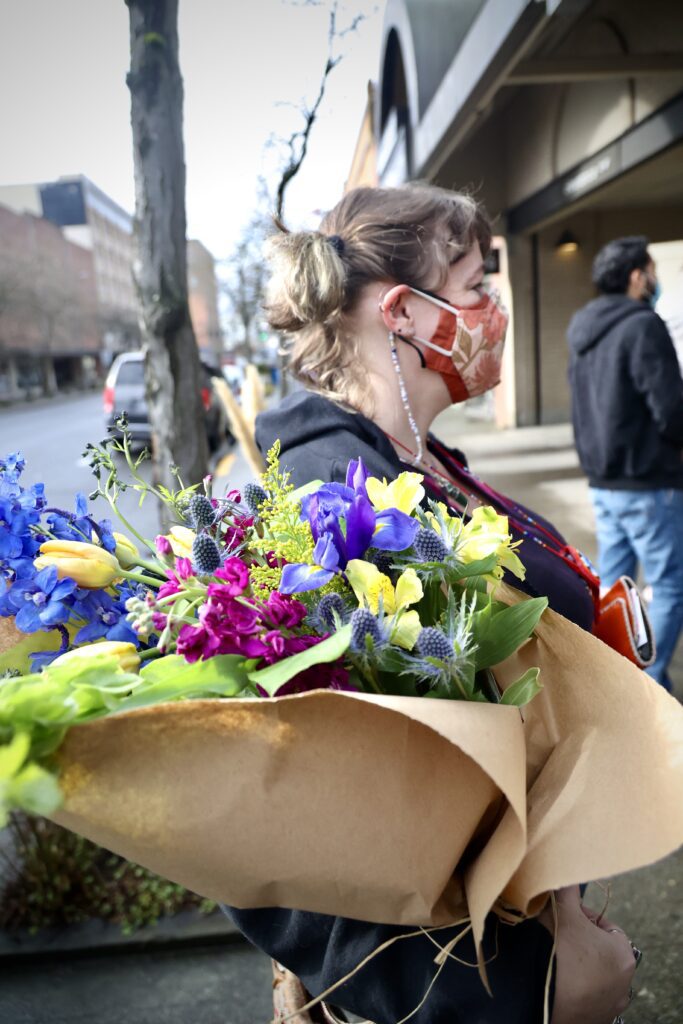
[592,236,651,294]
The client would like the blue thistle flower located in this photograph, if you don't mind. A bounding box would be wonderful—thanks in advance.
[350,608,383,651]
[316,592,347,631]
[192,532,222,575]
[188,494,216,530]
[243,482,267,517]
[413,527,450,562]
[416,627,455,662]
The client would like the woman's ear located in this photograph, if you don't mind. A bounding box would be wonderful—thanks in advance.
[379,284,415,334]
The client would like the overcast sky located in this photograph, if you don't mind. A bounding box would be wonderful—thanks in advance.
[0,0,384,258]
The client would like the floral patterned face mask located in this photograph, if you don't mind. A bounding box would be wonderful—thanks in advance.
[404,286,509,402]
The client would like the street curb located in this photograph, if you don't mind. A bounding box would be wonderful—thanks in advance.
[0,907,244,963]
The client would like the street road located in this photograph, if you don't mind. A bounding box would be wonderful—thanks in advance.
[0,391,252,546]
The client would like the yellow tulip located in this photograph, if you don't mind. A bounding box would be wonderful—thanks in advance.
[113,532,140,569]
[35,540,121,589]
[52,641,140,673]
[365,472,425,514]
[166,526,196,559]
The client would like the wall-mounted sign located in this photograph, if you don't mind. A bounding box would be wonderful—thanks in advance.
[563,144,621,201]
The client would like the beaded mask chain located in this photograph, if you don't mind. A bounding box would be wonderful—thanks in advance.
[387,330,424,465]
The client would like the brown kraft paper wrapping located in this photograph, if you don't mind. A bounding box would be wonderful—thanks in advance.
[43,593,683,946]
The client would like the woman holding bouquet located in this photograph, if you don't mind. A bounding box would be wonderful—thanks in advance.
[224,184,637,1023]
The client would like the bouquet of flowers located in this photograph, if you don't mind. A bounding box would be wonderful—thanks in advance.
[1,427,682,973]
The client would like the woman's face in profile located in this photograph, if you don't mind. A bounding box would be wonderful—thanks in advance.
[410,241,487,341]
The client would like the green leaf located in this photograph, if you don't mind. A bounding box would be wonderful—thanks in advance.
[7,762,63,817]
[119,654,249,709]
[248,624,352,697]
[289,480,323,502]
[500,667,543,707]
[0,731,30,776]
[473,596,548,670]
[446,554,499,581]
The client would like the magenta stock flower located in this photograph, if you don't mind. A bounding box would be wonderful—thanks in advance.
[223,514,254,552]
[210,557,249,597]
[176,557,194,580]
[176,622,220,663]
[155,535,172,556]
[259,592,307,629]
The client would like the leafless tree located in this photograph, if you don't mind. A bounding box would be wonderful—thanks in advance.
[125,0,208,493]
[219,211,272,362]
[273,1,367,222]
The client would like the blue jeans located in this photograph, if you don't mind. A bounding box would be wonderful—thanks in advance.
[590,487,683,690]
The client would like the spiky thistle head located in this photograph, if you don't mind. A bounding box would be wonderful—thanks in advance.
[316,592,348,632]
[243,482,268,518]
[416,627,455,662]
[413,527,450,563]
[192,532,222,575]
[350,608,383,652]
[187,494,216,530]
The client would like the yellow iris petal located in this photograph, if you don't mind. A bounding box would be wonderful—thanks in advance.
[346,559,396,614]
[366,472,424,514]
[457,506,525,581]
[394,567,423,609]
[390,610,421,650]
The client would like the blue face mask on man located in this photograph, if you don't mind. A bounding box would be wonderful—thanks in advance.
[643,271,661,308]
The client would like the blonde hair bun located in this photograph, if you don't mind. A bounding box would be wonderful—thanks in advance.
[266,230,346,332]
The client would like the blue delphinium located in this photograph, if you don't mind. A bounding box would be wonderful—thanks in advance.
[0,452,138,671]
[4,565,77,633]
[0,451,47,584]
[70,583,139,644]
[46,491,116,553]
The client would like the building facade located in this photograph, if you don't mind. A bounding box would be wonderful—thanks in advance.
[188,239,223,362]
[0,202,99,400]
[374,0,683,425]
[0,177,140,368]
[0,176,223,398]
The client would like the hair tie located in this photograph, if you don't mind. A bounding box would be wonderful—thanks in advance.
[327,234,345,257]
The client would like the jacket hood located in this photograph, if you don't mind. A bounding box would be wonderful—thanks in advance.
[567,294,649,355]
[255,389,396,464]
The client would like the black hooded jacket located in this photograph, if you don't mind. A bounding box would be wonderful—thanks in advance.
[567,294,683,489]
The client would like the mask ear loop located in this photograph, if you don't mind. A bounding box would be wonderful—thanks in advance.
[387,331,424,466]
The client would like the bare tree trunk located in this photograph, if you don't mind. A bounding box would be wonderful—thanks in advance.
[125,0,208,496]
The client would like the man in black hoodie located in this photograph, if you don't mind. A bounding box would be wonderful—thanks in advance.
[567,235,683,691]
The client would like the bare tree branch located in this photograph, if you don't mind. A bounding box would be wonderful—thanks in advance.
[274,0,366,222]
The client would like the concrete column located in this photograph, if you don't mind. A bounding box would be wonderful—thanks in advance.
[42,355,58,396]
[3,355,21,401]
[506,233,538,426]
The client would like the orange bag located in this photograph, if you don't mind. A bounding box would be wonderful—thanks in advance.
[594,575,655,669]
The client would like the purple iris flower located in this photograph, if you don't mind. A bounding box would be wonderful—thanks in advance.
[281,458,419,594]
[280,533,341,593]
[346,458,370,495]
[6,565,77,633]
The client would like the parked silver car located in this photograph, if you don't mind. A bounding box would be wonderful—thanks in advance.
[104,352,233,452]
